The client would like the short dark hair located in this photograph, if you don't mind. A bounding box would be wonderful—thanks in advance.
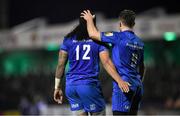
[119,10,136,28]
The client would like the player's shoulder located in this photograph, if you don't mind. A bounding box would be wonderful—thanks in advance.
[64,36,74,41]
[62,36,76,49]
[114,31,127,39]
[63,38,70,44]
[132,37,144,50]
[64,35,78,43]
[135,36,144,46]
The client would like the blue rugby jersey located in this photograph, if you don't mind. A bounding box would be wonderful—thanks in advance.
[60,36,107,85]
[101,31,144,91]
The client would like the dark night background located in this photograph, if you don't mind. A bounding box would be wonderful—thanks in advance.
[8,0,180,27]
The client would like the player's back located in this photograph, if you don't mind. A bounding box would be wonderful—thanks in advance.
[120,31,143,75]
[111,31,144,88]
[61,36,106,85]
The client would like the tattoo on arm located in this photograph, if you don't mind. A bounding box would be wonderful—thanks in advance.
[55,50,68,80]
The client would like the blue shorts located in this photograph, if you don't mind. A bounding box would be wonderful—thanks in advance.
[65,84,105,112]
[112,86,143,112]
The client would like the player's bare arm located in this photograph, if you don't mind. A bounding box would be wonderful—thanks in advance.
[81,10,101,41]
[99,50,130,93]
[54,50,68,104]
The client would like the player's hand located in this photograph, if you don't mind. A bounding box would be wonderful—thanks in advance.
[80,10,95,22]
[54,89,63,104]
[118,80,131,93]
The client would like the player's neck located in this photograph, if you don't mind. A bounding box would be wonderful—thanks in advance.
[121,27,133,32]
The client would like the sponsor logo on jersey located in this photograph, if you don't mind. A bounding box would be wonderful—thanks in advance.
[126,43,143,49]
[125,105,130,110]
[90,104,96,110]
[104,32,113,36]
[71,103,79,108]
[73,39,93,43]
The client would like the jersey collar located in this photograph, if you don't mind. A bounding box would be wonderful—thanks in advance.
[123,30,134,34]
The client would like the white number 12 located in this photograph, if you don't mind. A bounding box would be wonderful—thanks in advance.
[75,45,90,60]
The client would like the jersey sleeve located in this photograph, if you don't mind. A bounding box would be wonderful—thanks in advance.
[100,32,118,44]
[60,38,69,52]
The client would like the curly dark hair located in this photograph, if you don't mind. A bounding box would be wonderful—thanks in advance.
[119,10,136,28]
[65,11,96,40]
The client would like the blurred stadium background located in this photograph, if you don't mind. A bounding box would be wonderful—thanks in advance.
[0,0,180,115]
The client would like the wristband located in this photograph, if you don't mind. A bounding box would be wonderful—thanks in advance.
[55,78,60,89]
